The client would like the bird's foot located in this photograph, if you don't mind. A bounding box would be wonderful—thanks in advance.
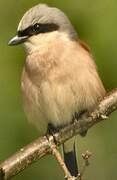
[47,123,60,135]
[73,110,88,137]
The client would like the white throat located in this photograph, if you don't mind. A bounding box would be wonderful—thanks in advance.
[24,31,70,55]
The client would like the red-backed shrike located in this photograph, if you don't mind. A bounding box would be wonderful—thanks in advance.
[8,4,106,178]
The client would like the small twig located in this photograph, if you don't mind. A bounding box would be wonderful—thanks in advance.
[78,151,92,180]
[48,136,75,180]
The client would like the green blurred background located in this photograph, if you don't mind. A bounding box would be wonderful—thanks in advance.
[0,0,117,179]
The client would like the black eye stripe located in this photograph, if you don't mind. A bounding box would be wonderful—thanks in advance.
[18,23,59,37]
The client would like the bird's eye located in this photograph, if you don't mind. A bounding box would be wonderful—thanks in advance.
[33,23,40,32]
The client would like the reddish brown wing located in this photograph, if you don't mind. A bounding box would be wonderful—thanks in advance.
[79,39,91,53]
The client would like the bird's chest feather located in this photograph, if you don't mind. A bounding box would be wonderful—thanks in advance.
[21,52,77,134]
[21,43,105,134]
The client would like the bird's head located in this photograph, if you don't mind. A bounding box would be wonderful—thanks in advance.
[8,4,77,53]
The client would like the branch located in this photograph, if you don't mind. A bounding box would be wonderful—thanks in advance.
[48,138,75,180]
[0,89,117,180]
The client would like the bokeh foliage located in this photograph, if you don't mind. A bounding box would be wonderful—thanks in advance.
[0,0,117,179]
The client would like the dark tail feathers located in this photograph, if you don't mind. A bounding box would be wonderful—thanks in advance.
[63,144,78,177]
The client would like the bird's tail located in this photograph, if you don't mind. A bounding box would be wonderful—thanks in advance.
[63,137,78,178]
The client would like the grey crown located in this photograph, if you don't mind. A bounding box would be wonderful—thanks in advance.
[18,4,78,39]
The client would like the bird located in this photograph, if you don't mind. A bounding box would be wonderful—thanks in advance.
[8,4,106,178]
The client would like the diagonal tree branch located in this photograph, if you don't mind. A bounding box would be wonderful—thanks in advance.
[0,89,117,180]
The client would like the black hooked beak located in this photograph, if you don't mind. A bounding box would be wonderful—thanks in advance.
[8,35,28,46]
